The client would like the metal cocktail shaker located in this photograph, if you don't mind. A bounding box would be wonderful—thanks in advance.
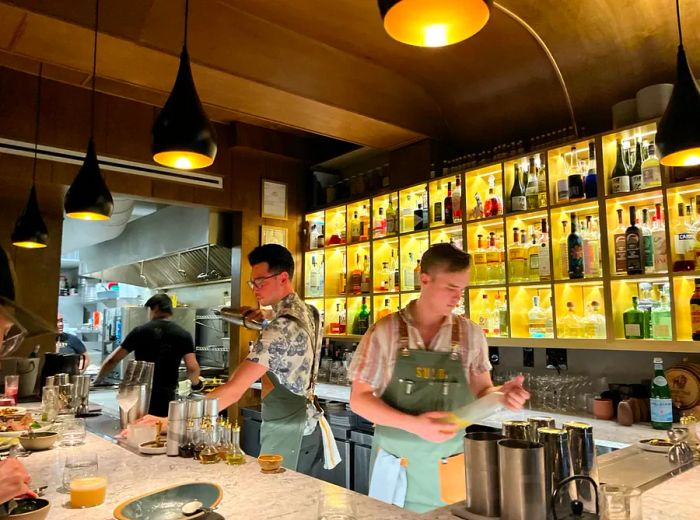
[502,420,530,440]
[564,421,598,512]
[71,375,91,415]
[539,427,574,517]
[185,397,204,427]
[464,431,503,517]
[528,416,555,443]
[166,400,186,457]
[498,439,546,520]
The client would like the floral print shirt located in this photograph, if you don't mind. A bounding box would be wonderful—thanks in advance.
[247,292,321,397]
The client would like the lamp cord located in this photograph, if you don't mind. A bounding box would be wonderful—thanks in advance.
[32,63,43,184]
[676,0,683,46]
[90,0,99,138]
[184,0,189,49]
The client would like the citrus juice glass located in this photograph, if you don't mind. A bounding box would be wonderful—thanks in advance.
[70,476,107,508]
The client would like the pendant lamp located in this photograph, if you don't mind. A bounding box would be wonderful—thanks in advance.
[656,0,700,167]
[12,64,48,249]
[152,0,217,170]
[378,0,491,47]
[64,0,113,220]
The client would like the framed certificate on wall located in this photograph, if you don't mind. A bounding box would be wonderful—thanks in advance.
[261,179,288,220]
[260,225,288,247]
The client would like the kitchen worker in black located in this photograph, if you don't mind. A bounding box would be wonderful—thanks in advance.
[56,312,89,370]
[95,294,201,416]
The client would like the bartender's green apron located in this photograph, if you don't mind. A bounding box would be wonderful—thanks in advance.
[370,317,474,513]
[258,308,320,471]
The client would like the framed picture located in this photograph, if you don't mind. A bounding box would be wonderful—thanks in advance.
[261,179,288,220]
[260,225,288,247]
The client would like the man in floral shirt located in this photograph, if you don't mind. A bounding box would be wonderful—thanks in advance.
[208,245,336,474]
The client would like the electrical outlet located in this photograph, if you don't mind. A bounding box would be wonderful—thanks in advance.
[523,347,535,367]
[489,347,500,366]
[546,348,568,370]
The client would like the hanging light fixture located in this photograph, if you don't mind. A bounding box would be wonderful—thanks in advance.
[64,0,113,220]
[656,0,700,167]
[152,0,217,170]
[12,64,49,249]
[378,0,491,47]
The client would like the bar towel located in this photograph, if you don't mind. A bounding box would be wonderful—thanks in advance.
[317,412,342,470]
[368,449,407,508]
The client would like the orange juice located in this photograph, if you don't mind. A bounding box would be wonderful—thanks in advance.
[70,476,107,508]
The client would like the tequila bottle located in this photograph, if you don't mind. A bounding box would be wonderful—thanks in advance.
[528,296,546,338]
[473,234,487,284]
[583,301,606,338]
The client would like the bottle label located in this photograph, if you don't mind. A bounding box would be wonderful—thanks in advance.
[650,398,673,423]
[626,233,643,271]
[631,174,643,191]
[611,176,631,193]
[474,252,487,265]
[624,323,641,337]
[486,251,500,265]
[691,303,700,333]
[557,179,569,202]
[434,202,442,222]
[569,242,584,276]
[511,196,526,211]
[583,240,600,276]
[510,247,525,261]
[386,214,396,234]
[539,244,551,278]
[643,235,654,267]
[529,253,539,271]
[652,231,668,272]
[614,234,627,273]
[642,165,661,186]
[653,323,671,339]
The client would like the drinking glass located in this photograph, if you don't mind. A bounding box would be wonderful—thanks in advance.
[61,451,98,493]
[41,385,59,422]
[317,486,357,520]
[4,375,19,405]
[58,416,86,446]
[70,475,107,508]
[599,484,642,520]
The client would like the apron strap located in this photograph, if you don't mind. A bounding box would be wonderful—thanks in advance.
[397,314,410,356]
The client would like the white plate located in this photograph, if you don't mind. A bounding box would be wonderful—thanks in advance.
[637,439,672,453]
[0,406,27,416]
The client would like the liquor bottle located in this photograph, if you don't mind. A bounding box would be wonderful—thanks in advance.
[403,252,415,291]
[527,295,546,338]
[473,234,487,284]
[584,142,598,199]
[353,297,370,335]
[559,302,584,338]
[373,207,386,238]
[453,177,463,223]
[526,157,539,209]
[557,154,570,203]
[377,298,393,320]
[433,181,443,224]
[538,218,551,281]
[613,208,627,274]
[309,256,321,296]
[350,211,361,242]
[623,296,645,339]
[673,203,696,271]
[330,303,342,334]
[391,249,400,291]
[471,193,484,220]
[651,293,672,340]
[380,261,392,291]
[361,254,371,293]
[485,174,502,216]
[496,233,506,283]
[508,227,526,282]
[567,146,584,199]
[339,252,347,294]
[650,357,673,430]
[338,303,347,333]
[489,294,501,336]
[652,204,668,273]
[544,297,554,337]
[641,209,654,274]
[691,279,700,340]
[610,140,630,194]
[527,233,541,281]
[625,206,644,275]
[497,293,509,337]
[349,254,362,295]
[583,301,606,338]
[642,143,662,188]
[559,221,569,279]
[401,194,414,232]
[360,205,370,240]
[414,259,422,290]
[630,140,643,191]
[444,182,454,225]
[568,214,584,279]
[414,203,425,231]
[582,216,601,277]
[510,165,527,212]
[386,196,397,235]
[486,232,502,284]
[478,294,490,334]
[536,155,548,208]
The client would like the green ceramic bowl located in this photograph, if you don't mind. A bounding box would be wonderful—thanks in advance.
[113,482,223,520]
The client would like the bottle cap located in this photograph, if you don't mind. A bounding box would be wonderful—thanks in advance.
[653,357,663,364]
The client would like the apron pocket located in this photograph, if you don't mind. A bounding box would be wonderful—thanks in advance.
[438,453,466,505]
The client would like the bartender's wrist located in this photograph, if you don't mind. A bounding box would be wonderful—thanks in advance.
[477,385,501,399]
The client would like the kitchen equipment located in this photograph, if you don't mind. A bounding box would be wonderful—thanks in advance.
[39,355,80,388]
[539,427,573,514]
[203,398,219,425]
[215,307,265,330]
[71,375,91,416]
[464,431,503,518]
[551,475,600,520]
[502,420,530,440]
[564,422,598,511]
[167,400,186,457]
[0,358,38,397]
[498,439,546,520]
[528,416,555,443]
[186,397,204,424]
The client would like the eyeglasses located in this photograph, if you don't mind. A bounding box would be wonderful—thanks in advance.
[246,272,281,289]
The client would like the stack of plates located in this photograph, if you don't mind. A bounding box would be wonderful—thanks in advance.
[327,411,356,428]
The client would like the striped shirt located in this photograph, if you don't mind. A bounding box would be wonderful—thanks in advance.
[348,301,492,396]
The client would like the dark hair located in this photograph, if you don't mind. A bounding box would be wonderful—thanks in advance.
[420,243,471,275]
[145,293,173,315]
[248,244,295,279]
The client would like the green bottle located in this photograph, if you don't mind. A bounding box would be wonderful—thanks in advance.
[623,296,645,339]
[354,297,370,335]
[650,357,673,430]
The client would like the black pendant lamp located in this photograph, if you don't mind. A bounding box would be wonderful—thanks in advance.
[656,0,700,167]
[378,0,491,47]
[12,64,49,249]
[152,0,217,170]
[64,0,113,221]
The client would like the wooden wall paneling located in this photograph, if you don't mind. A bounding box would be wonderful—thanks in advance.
[388,139,432,190]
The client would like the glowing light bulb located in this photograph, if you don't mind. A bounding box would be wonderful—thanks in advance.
[423,24,449,47]
[174,156,193,169]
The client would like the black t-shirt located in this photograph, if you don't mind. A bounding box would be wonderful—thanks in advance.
[58,332,86,355]
[120,319,194,391]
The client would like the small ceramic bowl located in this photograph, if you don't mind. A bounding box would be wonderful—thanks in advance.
[138,440,167,455]
[18,432,58,451]
[7,498,51,520]
[257,454,283,473]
